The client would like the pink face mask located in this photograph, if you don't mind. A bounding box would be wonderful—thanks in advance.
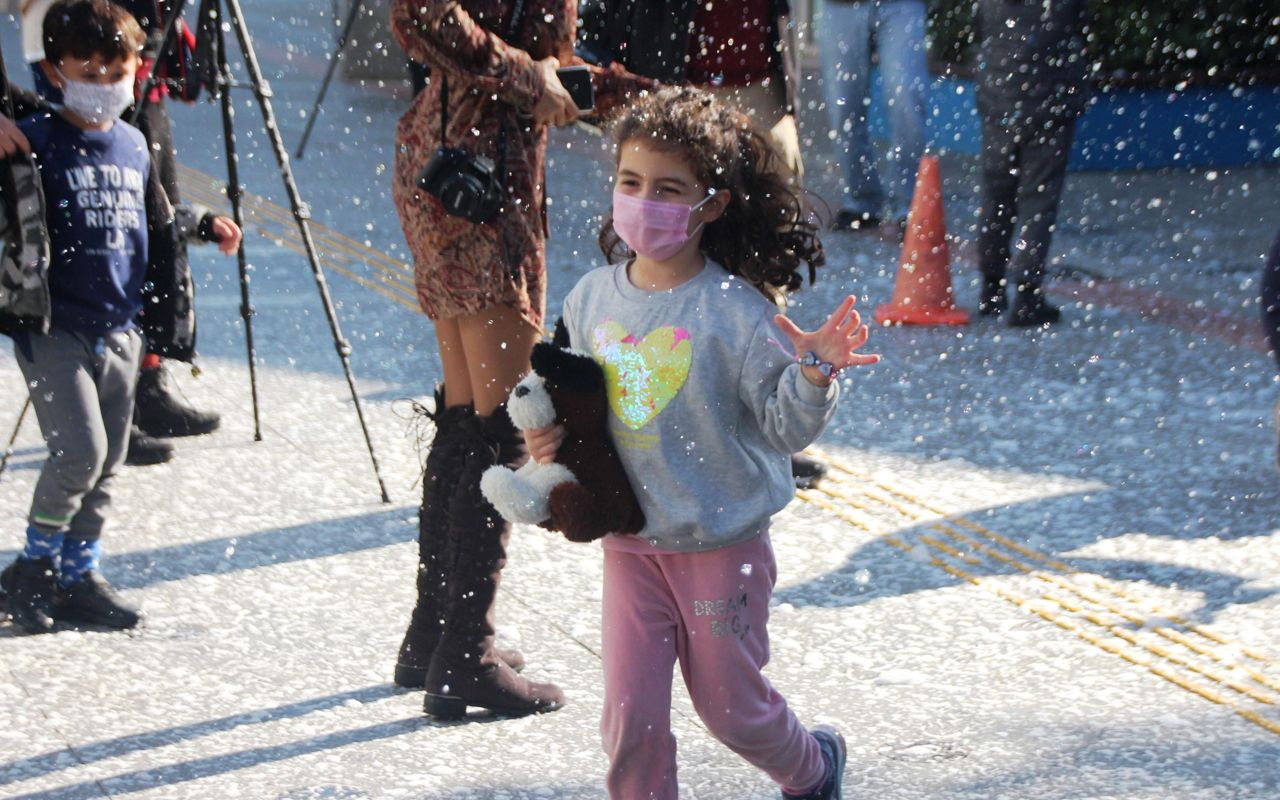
[612,188,715,262]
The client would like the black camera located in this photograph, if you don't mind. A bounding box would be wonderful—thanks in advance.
[417,147,503,225]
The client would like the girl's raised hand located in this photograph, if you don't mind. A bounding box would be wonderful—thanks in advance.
[774,295,881,386]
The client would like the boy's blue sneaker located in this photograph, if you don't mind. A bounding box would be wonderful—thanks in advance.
[783,725,846,800]
[4,557,59,634]
[54,571,141,630]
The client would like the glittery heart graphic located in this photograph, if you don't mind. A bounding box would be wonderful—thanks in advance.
[593,321,692,430]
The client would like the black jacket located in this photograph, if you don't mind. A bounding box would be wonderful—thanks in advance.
[0,83,209,360]
[577,0,800,113]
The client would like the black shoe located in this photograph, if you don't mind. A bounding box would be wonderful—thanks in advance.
[54,571,141,629]
[5,557,58,634]
[791,453,828,489]
[134,366,220,438]
[1009,288,1062,328]
[783,725,847,800]
[977,276,1008,316]
[832,209,881,232]
[125,426,174,466]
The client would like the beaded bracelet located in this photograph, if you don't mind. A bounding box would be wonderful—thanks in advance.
[798,350,839,379]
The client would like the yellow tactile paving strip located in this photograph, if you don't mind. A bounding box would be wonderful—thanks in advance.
[177,165,421,312]
[803,447,1280,738]
[178,164,1280,738]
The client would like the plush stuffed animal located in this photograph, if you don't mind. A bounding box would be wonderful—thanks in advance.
[480,324,645,543]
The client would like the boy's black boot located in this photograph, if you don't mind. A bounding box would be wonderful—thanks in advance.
[134,365,221,438]
[977,274,1008,316]
[55,571,141,629]
[125,426,175,467]
[6,557,59,634]
[1009,285,1061,328]
[394,390,524,688]
[423,407,563,719]
[782,725,847,800]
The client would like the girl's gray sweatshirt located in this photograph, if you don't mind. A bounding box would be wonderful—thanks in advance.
[561,259,839,553]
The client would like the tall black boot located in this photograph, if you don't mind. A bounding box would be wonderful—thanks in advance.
[395,390,525,688]
[423,406,564,719]
[394,388,474,687]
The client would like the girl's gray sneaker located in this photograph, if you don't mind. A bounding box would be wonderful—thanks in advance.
[783,725,846,800]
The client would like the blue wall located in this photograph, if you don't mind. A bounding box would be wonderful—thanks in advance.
[864,71,1280,171]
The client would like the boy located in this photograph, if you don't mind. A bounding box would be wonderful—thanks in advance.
[22,0,221,467]
[0,0,240,634]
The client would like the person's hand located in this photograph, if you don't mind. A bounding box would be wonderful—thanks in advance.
[0,116,30,158]
[523,424,566,464]
[774,295,881,387]
[210,215,242,255]
[531,56,579,128]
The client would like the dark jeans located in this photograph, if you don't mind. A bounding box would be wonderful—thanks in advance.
[977,114,1077,290]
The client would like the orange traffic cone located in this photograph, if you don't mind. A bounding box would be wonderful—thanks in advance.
[874,155,970,326]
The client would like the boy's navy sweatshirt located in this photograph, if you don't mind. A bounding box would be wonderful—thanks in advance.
[19,112,150,334]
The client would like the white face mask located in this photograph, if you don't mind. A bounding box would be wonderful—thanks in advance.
[57,69,134,126]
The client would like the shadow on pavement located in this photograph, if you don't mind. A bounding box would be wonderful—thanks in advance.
[935,717,1280,799]
[4,716,436,799]
[0,508,414,595]
[0,685,406,789]
[776,488,1278,627]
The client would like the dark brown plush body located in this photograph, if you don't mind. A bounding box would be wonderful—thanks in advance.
[530,341,645,542]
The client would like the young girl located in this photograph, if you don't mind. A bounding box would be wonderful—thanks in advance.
[525,87,878,799]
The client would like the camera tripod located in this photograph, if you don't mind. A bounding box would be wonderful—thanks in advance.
[296,0,366,159]
[135,0,390,502]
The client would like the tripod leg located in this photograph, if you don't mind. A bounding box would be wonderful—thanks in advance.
[221,0,390,503]
[0,398,32,482]
[295,0,366,160]
[213,17,264,442]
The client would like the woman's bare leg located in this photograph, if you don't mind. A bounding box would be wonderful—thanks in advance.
[433,317,472,409]
[455,305,541,415]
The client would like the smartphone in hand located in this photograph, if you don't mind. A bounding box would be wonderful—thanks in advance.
[555,65,595,113]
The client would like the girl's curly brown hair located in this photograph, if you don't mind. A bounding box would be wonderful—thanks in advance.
[599,86,825,299]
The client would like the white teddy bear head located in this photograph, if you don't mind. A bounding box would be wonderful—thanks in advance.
[506,371,557,432]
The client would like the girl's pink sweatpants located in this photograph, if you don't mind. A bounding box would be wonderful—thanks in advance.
[600,531,825,799]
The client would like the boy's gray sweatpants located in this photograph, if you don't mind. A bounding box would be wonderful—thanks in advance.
[14,326,143,541]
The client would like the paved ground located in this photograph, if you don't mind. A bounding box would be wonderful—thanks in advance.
[2,5,1279,798]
